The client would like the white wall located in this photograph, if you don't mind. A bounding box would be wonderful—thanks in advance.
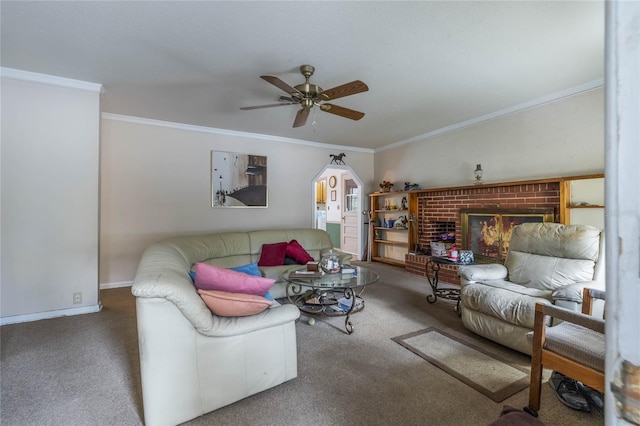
[0,69,604,323]
[374,88,604,187]
[100,88,604,285]
[99,117,374,285]
[1,74,101,322]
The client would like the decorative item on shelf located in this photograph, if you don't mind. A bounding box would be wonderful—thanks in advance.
[320,250,341,274]
[474,164,484,185]
[329,152,346,165]
[387,219,396,228]
[394,215,408,229]
[404,182,421,191]
[401,197,408,210]
[379,180,394,192]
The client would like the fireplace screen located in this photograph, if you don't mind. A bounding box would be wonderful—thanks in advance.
[461,208,554,261]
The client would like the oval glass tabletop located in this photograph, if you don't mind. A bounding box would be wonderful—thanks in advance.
[284,265,379,289]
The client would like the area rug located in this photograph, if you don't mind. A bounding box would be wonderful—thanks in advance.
[392,327,530,402]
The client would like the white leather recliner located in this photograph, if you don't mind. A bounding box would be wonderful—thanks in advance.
[457,222,604,355]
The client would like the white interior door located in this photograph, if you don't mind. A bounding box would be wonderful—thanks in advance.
[341,176,359,258]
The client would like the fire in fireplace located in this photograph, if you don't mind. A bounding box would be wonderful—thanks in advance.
[460,208,554,261]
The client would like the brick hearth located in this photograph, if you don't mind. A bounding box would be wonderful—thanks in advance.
[405,180,560,285]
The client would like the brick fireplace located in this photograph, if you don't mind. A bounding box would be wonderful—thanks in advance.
[405,180,561,285]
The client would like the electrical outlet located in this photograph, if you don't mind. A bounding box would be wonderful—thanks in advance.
[73,292,82,304]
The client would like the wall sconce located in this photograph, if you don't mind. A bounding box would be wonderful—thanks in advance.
[474,164,484,185]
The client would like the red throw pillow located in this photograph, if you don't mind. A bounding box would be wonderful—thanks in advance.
[286,239,314,264]
[257,242,288,266]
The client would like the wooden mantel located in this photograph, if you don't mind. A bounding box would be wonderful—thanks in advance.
[408,173,604,195]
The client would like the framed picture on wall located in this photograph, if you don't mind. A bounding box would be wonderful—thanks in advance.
[211,151,268,208]
[330,190,337,202]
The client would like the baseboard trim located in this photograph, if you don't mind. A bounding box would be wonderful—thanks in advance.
[0,303,103,326]
[100,281,133,289]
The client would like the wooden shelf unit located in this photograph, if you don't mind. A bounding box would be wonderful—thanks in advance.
[369,190,417,266]
[559,174,605,228]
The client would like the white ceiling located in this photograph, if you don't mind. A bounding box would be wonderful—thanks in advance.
[0,1,604,150]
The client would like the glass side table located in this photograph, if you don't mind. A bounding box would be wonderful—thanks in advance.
[426,256,474,316]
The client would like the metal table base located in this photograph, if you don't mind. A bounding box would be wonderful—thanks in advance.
[426,258,462,316]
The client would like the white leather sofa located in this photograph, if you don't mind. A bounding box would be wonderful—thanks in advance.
[132,228,348,425]
[457,223,604,355]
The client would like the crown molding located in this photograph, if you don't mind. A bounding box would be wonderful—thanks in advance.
[0,67,103,93]
[376,78,605,153]
[101,113,374,153]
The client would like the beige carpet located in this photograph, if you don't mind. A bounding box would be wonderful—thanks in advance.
[393,327,530,402]
[0,261,604,426]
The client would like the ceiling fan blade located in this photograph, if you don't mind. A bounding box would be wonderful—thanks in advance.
[260,75,304,97]
[319,103,365,121]
[319,80,368,101]
[278,95,296,102]
[240,102,296,110]
[293,108,310,128]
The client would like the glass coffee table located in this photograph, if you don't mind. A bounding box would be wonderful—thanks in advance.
[284,265,379,334]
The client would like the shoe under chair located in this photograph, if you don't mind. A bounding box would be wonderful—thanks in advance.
[524,288,605,417]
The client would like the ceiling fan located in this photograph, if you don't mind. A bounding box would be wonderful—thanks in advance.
[240,65,369,128]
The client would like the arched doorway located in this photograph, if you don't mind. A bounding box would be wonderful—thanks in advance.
[312,165,365,260]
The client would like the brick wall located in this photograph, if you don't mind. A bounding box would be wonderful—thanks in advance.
[405,253,429,277]
[405,181,561,285]
[405,253,460,285]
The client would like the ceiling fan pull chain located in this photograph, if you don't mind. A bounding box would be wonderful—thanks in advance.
[312,107,318,129]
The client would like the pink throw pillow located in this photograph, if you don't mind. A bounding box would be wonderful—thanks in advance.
[286,239,314,264]
[198,289,272,317]
[257,242,288,266]
[194,262,275,295]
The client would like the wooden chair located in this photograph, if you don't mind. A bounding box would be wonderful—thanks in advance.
[525,287,605,416]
